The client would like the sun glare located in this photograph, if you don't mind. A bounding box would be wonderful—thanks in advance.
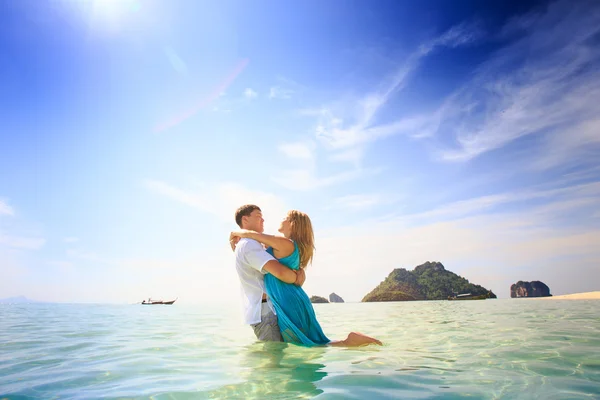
[93,0,140,28]
[65,0,143,34]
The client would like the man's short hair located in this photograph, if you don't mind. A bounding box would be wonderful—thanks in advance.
[235,204,261,227]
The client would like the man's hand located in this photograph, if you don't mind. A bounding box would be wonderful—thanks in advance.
[294,268,306,287]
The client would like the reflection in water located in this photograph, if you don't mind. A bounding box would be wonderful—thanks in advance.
[202,341,328,399]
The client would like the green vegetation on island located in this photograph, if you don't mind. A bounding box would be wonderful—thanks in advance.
[362,261,497,302]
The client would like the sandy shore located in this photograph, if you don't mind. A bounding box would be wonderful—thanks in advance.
[533,291,600,300]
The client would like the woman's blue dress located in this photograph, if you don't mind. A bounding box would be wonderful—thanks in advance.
[264,243,330,346]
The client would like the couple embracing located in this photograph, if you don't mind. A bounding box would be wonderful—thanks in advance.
[230,204,382,347]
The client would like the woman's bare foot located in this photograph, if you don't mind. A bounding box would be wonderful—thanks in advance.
[330,332,383,347]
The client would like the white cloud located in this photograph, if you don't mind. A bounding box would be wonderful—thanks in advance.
[278,141,315,160]
[144,180,288,232]
[532,119,600,171]
[211,106,232,113]
[296,1,600,176]
[328,194,385,211]
[243,88,258,99]
[0,234,45,250]
[387,180,600,226]
[305,216,600,302]
[433,1,600,168]
[63,237,79,243]
[0,199,44,251]
[312,24,479,153]
[269,86,294,100]
[48,261,74,271]
[274,24,477,197]
[271,168,377,192]
[328,148,364,166]
[303,180,600,301]
[268,76,304,100]
[0,199,15,217]
[66,248,103,262]
[144,179,208,211]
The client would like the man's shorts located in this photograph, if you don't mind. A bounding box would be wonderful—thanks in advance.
[251,302,283,342]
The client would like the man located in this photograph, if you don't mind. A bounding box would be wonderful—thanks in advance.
[231,204,305,342]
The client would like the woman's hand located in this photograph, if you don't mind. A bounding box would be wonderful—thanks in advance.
[229,235,240,252]
[230,229,254,239]
[229,230,254,251]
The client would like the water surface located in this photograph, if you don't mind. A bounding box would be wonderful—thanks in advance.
[1,300,599,399]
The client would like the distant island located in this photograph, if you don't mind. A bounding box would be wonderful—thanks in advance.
[310,295,329,303]
[510,281,552,297]
[329,293,344,303]
[362,261,496,302]
[0,296,38,304]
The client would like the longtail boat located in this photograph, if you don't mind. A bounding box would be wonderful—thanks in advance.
[447,292,491,301]
[141,297,177,305]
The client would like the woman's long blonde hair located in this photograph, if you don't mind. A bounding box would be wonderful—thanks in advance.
[288,210,315,269]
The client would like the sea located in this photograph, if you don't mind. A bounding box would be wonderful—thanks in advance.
[1,300,599,399]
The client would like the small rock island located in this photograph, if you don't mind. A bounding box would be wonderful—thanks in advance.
[310,295,329,303]
[510,281,552,297]
[362,261,496,302]
[329,293,344,303]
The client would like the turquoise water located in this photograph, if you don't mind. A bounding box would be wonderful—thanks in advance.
[1,300,599,399]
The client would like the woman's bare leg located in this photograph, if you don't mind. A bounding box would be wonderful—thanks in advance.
[329,332,382,347]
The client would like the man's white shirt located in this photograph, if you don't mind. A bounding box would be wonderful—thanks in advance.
[234,238,277,325]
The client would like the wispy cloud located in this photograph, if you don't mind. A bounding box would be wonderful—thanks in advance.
[269,86,294,100]
[297,1,600,180]
[48,261,74,271]
[0,199,14,217]
[328,148,364,167]
[272,23,479,192]
[66,248,103,262]
[312,22,480,152]
[0,234,45,250]
[144,179,208,211]
[391,180,600,226]
[308,212,600,301]
[144,180,289,232]
[211,106,232,113]
[0,199,44,250]
[63,237,79,243]
[243,88,258,99]
[271,168,370,192]
[433,1,600,168]
[272,139,381,191]
[306,179,600,301]
[277,141,315,160]
[268,76,302,100]
[328,194,387,211]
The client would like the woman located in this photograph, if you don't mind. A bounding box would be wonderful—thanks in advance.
[230,210,382,347]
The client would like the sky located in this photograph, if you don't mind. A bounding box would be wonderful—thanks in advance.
[1,0,599,304]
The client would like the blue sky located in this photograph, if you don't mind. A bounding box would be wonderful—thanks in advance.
[1,0,599,304]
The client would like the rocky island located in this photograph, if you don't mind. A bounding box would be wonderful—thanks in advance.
[310,295,329,303]
[329,293,344,303]
[510,281,552,297]
[362,261,496,302]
